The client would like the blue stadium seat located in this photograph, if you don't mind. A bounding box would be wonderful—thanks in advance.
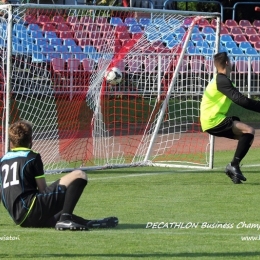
[61,53,73,61]
[245,47,259,60]
[174,27,186,34]
[191,33,204,44]
[146,32,161,42]
[191,26,200,34]
[225,41,238,53]
[205,34,216,45]
[74,53,89,61]
[110,17,124,26]
[153,18,168,27]
[129,25,143,34]
[49,38,63,46]
[139,18,151,28]
[32,52,47,63]
[27,24,41,32]
[12,43,27,54]
[166,39,179,49]
[239,41,252,52]
[45,31,58,39]
[230,47,247,61]
[161,33,175,43]
[220,34,234,45]
[35,38,49,46]
[196,40,209,51]
[27,44,41,53]
[201,26,215,35]
[55,45,69,53]
[158,25,172,34]
[63,39,77,47]
[68,45,82,53]
[30,30,45,39]
[46,53,61,62]
[124,18,139,27]
[168,18,182,28]
[186,46,201,55]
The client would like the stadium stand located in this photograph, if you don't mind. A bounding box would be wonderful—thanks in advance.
[9,9,260,94]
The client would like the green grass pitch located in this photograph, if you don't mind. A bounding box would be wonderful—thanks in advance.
[1,148,260,260]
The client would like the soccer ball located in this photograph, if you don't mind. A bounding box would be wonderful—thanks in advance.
[105,67,122,85]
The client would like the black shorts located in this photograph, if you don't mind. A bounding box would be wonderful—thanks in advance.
[206,116,240,140]
[20,180,66,228]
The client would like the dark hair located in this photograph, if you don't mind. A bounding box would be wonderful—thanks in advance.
[9,120,32,148]
[213,52,230,70]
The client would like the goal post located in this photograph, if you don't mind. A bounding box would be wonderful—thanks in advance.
[0,4,220,173]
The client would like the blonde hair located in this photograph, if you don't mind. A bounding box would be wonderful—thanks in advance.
[9,120,32,148]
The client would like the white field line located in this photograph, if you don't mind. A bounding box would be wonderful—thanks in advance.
[46,163,260,184]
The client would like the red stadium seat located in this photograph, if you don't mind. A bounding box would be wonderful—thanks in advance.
[71,23,84,31]
[52,15,69,25]
[78,38,92,47]
[239,20,253,29]
[60,31,74,39]
[74,31,88,39]
[220,26,229,35]
[197,18,210,28]
[66,16,79,25]
[80,16,94,24]
[229,27,244,37]
[95,17,109,25]
[211,19,226,29]
[37,15,53,26]
[225,19,239,29]
[42,23,56,32]
[252,20,260,30]
[56,23,71,32]
[254,41,260,52]
[24,14,37,24]
[244,27,258,36]
[233,34,248,44]
[248,34,260,45]
[84,23,98,32]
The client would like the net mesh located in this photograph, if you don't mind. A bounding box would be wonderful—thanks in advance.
[0,5,218,172]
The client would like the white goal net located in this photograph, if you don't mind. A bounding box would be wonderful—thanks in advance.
[0,4,220,173]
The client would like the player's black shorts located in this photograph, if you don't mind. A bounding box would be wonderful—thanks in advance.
[20,180,66,228]
[206,116,240,140]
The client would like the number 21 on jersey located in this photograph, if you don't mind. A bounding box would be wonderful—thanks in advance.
[2,162,19,188]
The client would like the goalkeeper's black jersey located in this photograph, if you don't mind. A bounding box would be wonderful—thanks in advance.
[0,147,44,224]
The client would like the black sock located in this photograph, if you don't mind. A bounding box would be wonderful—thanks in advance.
[231,133,254,166]
[60,178,87,221]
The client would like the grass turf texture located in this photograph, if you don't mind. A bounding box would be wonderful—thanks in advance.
[1,148,260,259]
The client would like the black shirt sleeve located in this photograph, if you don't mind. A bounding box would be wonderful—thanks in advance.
[216,73,260,113]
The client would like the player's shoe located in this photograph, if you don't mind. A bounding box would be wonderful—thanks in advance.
[55,219,89,231]
[225,163,246,183]
[225,169,243,184]
[87,216,119,229]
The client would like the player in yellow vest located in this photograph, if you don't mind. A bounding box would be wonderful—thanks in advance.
[200,52,260,184]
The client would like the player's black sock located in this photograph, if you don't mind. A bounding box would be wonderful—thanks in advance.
[231,133,254,166]
[60,178,88,221]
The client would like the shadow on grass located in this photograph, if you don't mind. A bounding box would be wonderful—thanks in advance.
[2,252,260,258]
[116,223,145,229]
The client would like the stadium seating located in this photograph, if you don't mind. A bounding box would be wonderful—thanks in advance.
[124,18,139,27]
[239,20,253,29]
[239,41,252,52]
[225,19,239,29]
[10,12,260,86]
[139,18,151,28]
[254,41,260,52]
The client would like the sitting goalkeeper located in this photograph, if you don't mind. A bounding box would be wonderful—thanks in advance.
[0,120,118,230]
[200,52,260,184]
